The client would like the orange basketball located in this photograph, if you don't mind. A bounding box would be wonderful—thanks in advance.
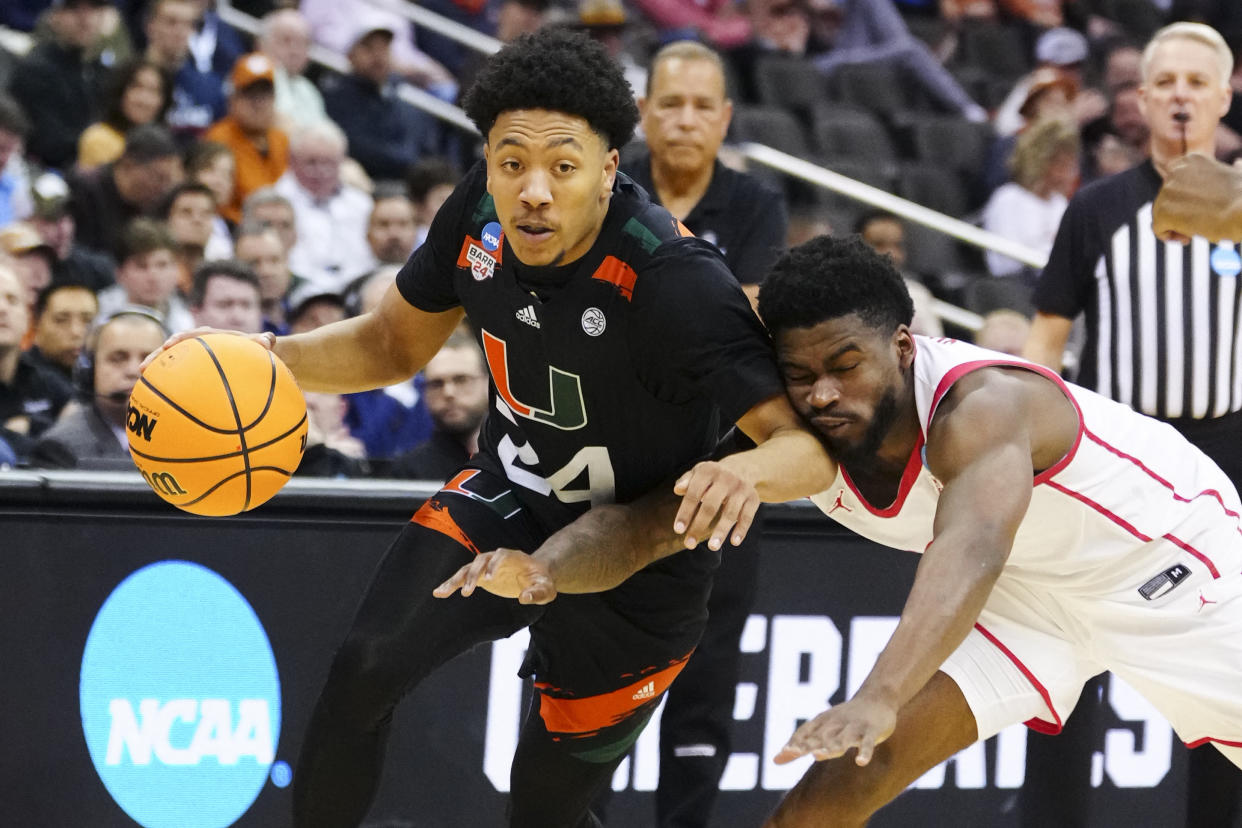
[128,333,308,516]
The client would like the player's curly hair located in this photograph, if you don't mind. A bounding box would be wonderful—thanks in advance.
[461,27,638,150]
[758,235,914,337]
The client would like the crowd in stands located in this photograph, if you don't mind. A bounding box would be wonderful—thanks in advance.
[0,0,1238,476]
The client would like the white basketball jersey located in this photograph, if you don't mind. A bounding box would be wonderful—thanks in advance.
[810,336,1242,589]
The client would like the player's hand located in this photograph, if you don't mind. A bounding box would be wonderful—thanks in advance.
[433,548,558,604]
[1153,153,1242,244]
[774,695,898,767]
[139,327,276,372]
[672,460,760,551]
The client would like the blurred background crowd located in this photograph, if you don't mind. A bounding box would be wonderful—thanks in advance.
[0,0,1236,477]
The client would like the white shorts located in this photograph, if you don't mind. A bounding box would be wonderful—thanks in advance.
[940,540,1242,762]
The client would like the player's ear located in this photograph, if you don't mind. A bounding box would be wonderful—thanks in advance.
[482,142,493,195]
[895,325,915,367]
[602,147,619,195]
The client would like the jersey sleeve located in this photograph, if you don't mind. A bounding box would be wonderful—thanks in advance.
[1032,189,1097,319]
[394,164,480,312]
[630,238,785,423]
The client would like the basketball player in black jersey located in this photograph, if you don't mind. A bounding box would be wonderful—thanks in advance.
[145,27,831,828]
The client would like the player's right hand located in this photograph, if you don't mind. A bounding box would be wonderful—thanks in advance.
[139,327,276,372]
[433,548,558,604]
[774,694,898,767]
[672,459,760,551]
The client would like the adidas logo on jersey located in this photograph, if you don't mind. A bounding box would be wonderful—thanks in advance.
[516,305,540,328]
[631,680,656,701]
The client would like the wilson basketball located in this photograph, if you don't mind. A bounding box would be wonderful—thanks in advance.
[128,333,308,516]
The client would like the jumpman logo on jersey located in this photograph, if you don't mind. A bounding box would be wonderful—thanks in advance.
[1198,589,1218,613]
[827,490,853,514]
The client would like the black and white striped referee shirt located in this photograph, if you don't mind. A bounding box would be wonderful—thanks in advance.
[1034,160,1242,421]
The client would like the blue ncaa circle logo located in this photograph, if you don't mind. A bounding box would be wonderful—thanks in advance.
[481,221,503,252]
[1210,245,1242,278]
[80,561,282,828]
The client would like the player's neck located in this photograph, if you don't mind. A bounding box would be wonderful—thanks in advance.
[650,160,713,222]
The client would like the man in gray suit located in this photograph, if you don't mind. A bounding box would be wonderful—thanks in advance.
[32,309,167,470]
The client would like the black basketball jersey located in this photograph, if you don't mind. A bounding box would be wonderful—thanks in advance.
[396,161,784,530]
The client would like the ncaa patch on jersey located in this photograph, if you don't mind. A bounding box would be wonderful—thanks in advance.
[581,307,606,336]
[1211,245,1242,278]
[481,222,503,251]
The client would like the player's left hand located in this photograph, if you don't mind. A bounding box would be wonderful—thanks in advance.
[433,548,558,604]
[773,695,898,767]
[672,460,760,550]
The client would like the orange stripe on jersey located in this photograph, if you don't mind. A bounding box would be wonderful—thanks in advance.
[442,468,481,498]
[411,499,481,555]
[591,255,638,302]
[536,654,691,737]
[674,218,693,238]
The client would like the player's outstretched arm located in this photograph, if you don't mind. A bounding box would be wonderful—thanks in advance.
[776,370,1054,767]
[435,483,686,603]
[673,393,836,550]
[141,285,465,394]
[1153,153,1242,243]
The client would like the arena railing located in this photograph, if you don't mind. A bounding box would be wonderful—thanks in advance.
[216,1,1053,332]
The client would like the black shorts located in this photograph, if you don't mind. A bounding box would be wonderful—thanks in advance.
[417,463,720,753]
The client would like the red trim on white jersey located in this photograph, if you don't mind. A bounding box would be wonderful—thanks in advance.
[840,434,926,517]
[973,622,1062,734]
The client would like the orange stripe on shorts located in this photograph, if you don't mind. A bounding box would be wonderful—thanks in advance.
[411,499,480,555]
[536,654,691,737]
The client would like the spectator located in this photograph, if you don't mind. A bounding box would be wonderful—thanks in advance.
[77,59,173,172]
[184,139,236,259]
[95,217,195,333]
[31,307,168,469]
[995,26,1101,137]
[159,180,217,291]
[69,124,184,259]
[240,185,298,257]
[854,210,944,336]
[407,157,459,249]
[298,389,369,478]
[274,120,373,293]
[233,222,298,334]
[204,52,290,224]
[626,40,786,310]
[0,261,74,455]
[630,0,751,50]
[360,184,418,278]
[185,0,247,80]
[390,328,488,481]
[188,259,262,333]
[0,222,56,316]
[7,0,108,170]
[1080,43,1150,183]
[319,17,450,183]
[338,266,433,464]
[0,94,34,226]
[143,0,226,142]
[258,8,327,131]
[810,0,989,122]
[26,281,98,381]
[27,171,115,291]
[981,116,1079,280]
[285,286,346,335]
[300,0,458,99]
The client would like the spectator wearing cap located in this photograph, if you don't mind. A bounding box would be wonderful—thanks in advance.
[25,281,98,381]
[69,124,184,259]
[285,284,346,335]
[319,17,451,182]
[258,8,328,131]
[28,171,115,291]
[994,26,1103,137]
[7,0,109,170]
[0,93,34,227]
[77,59,173,172]
[204,52,290,224]
[0,222,57,324]
[143,0,226,142]
[273,120,372,293]
[95,217,195,333]
[0,261,74,459]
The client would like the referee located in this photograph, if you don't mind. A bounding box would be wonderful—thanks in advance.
[1024,22,1242,828]
[621,39,787,828]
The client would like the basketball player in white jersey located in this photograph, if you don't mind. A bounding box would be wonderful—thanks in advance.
[438,233,1242,826]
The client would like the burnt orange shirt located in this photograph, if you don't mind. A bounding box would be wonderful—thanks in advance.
[204,117,290,224]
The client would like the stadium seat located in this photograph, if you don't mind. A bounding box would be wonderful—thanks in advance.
[729,105,813,159]
[751,54,827,118]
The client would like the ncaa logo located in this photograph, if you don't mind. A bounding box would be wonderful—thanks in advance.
[481,221,503,252]
[80,561,284,828]
[581,307,606,337]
